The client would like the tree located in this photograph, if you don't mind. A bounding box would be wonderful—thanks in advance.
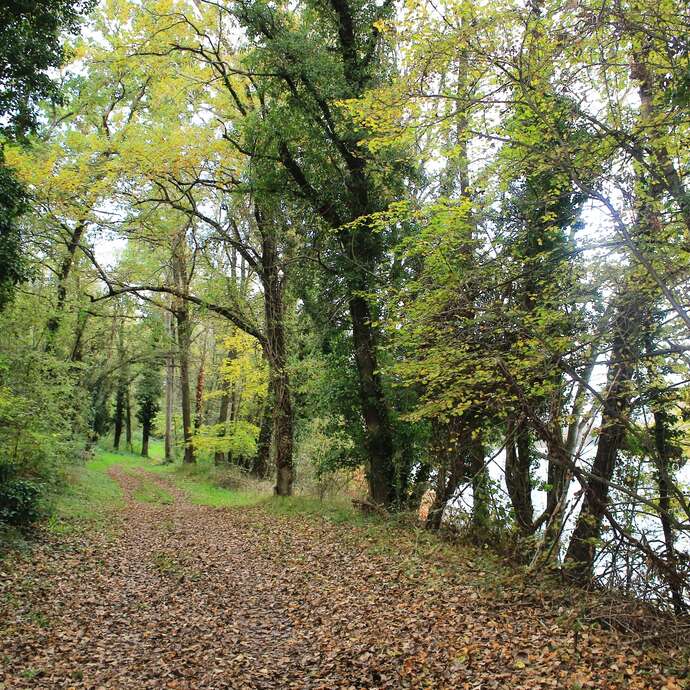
[136,364,162,458]
[0,0,93,311]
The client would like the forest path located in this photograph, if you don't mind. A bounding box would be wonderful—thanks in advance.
[0,461,681,689]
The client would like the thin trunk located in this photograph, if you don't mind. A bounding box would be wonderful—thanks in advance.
[214,352,233,465]
[113,324,126,450]
[195,331,208,431]
[164,309,175,463]
[177,305,195,464]
[125,385,132,452]
[426,421,478,531]
[542,357,595,552]
[113,387,125,451]
[141,420,150,458]
[653,405,685,614]
[172,239,195,465]
[70,310,89,363]
[470,438,489,534]
[252,379,273,478]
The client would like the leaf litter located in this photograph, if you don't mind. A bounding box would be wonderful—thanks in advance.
[0,466,686,689]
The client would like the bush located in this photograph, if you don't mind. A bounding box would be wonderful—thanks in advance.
[0,466,43,526]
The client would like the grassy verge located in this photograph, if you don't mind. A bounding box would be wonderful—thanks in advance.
[38,442,370,537]
[265,495,368,524]
[46,452,126,535]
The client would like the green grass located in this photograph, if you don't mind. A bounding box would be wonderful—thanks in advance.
[132,479,173,505]
[264,495,367,524]
[42,441,368,536]
[167,461,265,508]
[47,454,125,534]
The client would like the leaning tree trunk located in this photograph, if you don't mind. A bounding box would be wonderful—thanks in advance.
[565,295,641,581]
[46,220,86,349]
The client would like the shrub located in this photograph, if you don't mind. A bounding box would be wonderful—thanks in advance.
[0,464,43,526]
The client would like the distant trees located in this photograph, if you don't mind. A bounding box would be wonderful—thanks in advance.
[136,366,162,458]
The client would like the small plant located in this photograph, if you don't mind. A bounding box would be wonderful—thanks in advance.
[0,464,43,527]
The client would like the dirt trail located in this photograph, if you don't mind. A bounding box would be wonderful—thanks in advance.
[0,467,682,689]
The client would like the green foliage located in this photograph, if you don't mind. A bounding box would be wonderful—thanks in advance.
[135,363,162,429]
[0,156,29,310]
[0,0,94,137]
[193,420,260,462]
[0,467,43,526]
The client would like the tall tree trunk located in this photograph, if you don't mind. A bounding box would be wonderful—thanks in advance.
[113,385,125,451]
[252,386,273,478]
[505,418,533,534]
[195,330,208,431]
[214,351,233,465]
[113,324,126,450]
[176,305,195,464]
[257,212,293,496]
[565,295,642,581]
[141,420,150,458]
[70,310,89,363]
[172,239,195,465]
[652,404,685,614]
[348,290,395,506]
[164,309,175,463]
[125,385,132,452]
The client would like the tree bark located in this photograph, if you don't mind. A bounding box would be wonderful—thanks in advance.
[257,211,294,496]
[164,309,175,463]
[348,290,395,506]
[46,221,86,348]
[214,350,233,465]
[141,419,150,458]
[176,305,195,464]
[195,330,208,431]
[652,404,685,614]
[565,295,641,581]
[125,385,133,452]
[470,438,489,534]
[113,324,127,451]
[505,418,534,534]
[172,240,195,465]
[252,379,273,478]
[113,385,125,451]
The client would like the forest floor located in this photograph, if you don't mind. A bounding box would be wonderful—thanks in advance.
[0,452,687,690]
